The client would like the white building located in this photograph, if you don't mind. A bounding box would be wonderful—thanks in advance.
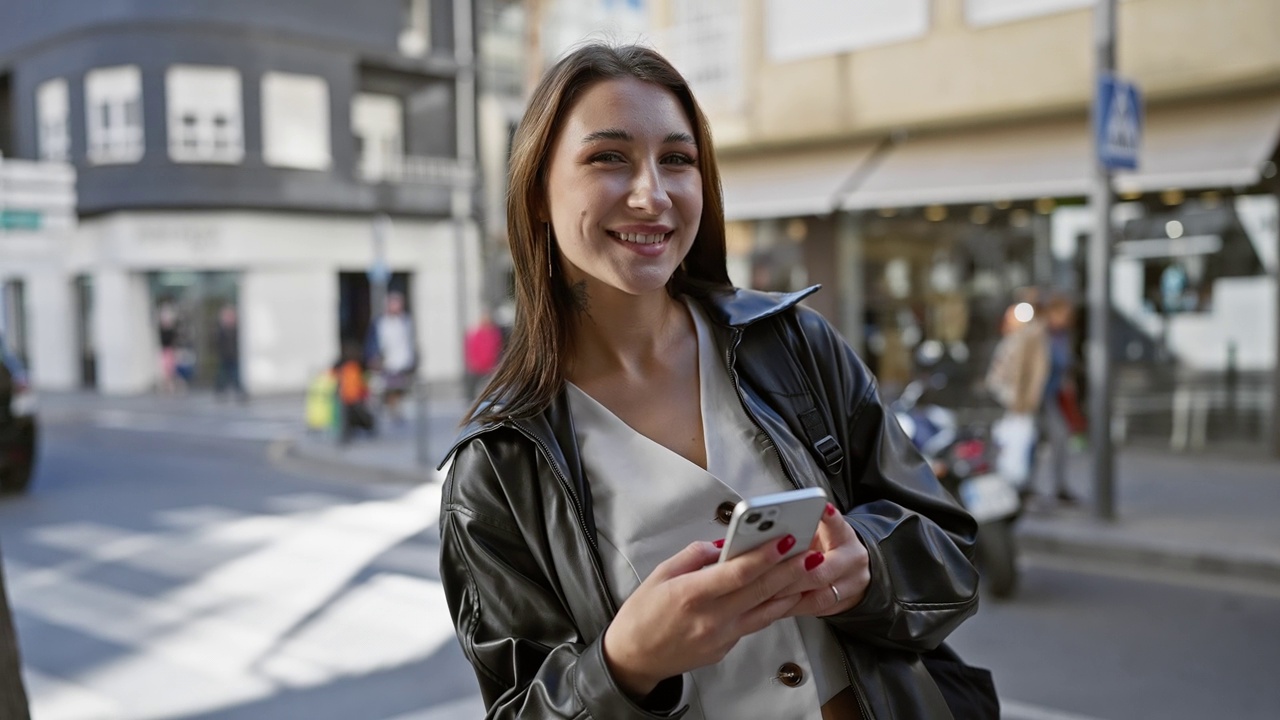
[0,0,482,395]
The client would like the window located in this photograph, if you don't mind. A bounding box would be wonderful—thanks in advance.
[261,72,331,170]
[352,93,404,181]
[166,65,244,164]
[765,0,929,63]
[664,0,743,110]
[37,78,70,162]
[966,0,1094,27]
[399,0,431,57]
[85,65,144,164]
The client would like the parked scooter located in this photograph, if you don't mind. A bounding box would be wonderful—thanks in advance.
[893,378,1023,598]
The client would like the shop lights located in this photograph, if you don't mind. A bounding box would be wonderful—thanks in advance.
[1034,197,1056,214]
[876,207,899,218]
[970,205,991,225]
[993,199,1012,209]
[924,205,947,222]
[1166,220,1184,239]
[786,218,808,242]
[1009,208,1031,227]
[1161,188,1185,205]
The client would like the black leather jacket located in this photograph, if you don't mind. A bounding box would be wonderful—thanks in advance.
[439,286,980,719]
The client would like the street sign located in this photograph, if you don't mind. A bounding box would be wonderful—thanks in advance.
[0,209,41,230]
[1095,72,1142,171]
[367,260,390,285]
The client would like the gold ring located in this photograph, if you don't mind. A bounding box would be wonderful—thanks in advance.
[830,583,841,604]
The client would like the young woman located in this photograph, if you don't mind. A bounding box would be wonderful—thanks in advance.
[440,44,981,720]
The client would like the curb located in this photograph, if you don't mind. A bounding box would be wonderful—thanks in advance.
[1017,524,1280,585]
[268,437,441,486]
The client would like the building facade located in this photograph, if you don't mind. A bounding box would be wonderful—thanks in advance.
[0,0,482,394]
[638,0,1280,454]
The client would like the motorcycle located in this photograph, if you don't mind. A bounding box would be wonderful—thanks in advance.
[892,380,1022,599]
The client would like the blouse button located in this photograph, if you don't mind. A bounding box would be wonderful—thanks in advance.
[777,662,805,687]
[715,501,736,525]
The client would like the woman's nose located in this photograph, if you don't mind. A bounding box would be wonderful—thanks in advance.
[629,161,673,214]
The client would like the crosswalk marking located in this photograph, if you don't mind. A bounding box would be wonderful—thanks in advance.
[13,482,449,719]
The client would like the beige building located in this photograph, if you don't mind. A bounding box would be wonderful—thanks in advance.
[640,0,1280,453]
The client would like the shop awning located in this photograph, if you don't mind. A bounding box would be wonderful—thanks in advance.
[718,143,881,221]
[717,93,1280,219]
[838,92,1280,210]
[1112,93,1280,194]
[840,118,1092,210]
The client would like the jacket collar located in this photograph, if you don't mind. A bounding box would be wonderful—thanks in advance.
[439,284,822,470]
[698,284,820,329]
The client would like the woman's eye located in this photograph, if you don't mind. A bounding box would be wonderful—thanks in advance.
[663,153,696,166]
[589,151,626,164]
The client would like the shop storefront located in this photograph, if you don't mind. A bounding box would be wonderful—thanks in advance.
[0,209,479,395]
[720,90,1280,454]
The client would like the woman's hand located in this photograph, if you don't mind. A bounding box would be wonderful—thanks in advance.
[602,533,823,699]
[777,503,871,618]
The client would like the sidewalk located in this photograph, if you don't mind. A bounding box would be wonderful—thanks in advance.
[278,386,472,484]
[1016,445,1280,584]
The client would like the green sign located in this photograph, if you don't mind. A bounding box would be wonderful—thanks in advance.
[0,210,41,230]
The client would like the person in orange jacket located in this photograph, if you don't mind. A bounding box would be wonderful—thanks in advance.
[335,343,376,443]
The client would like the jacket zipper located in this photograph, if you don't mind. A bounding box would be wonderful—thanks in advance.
[726,325,874,720]
[724,327,800,492]
[515,425,621,616]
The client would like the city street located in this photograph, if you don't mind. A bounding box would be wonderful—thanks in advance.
[2,397,1277,720]
[0,397,483,720]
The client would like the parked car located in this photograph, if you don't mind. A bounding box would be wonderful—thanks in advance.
[0,334,37,494]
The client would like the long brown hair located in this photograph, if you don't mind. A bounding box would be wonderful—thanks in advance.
[464,43,731,426]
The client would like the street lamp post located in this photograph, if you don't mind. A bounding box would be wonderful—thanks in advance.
[1090,0,1118,520]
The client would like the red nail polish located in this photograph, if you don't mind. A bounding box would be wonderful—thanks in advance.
[825,503,836,517]
[776,534,796,554]
[713,539,724,549]
[805,552,825,571]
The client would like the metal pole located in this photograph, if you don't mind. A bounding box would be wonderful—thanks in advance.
[1272,182,1280,458]
[1089,0,1117,520]
[371,213,390,320]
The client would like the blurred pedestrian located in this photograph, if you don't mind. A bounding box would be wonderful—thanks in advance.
[367,291,418,424]
[336,343,376,444]
[156,300,185,394]
[0,547,31,720]
[463,311,503,399]
[1035,293,1079,505]
[213,304,248,403]
[985,291,1048,490]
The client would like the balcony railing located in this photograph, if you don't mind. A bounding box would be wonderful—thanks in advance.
[357,153,475,187]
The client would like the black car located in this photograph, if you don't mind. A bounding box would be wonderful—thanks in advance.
[0,334,37,494]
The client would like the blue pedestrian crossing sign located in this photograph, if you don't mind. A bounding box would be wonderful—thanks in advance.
[1095,73,1142,171]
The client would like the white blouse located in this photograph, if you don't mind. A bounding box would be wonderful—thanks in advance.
[566,300,849,719]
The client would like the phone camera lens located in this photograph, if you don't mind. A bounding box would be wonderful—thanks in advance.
[745,512,762,524]
[758,520,775,532]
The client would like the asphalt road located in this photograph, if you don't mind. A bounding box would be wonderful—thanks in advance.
[1,404,482,720]
[3,400,1278,719]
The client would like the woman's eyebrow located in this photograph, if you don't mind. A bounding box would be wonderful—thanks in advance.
[581,128,631,144]
[579,129,697,145]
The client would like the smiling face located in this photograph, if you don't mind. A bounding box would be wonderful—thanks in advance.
[543,77,703,300]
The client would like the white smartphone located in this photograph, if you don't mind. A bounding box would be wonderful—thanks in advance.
[718,487,829,563]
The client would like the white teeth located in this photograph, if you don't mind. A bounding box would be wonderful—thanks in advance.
[617,232,666,245]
